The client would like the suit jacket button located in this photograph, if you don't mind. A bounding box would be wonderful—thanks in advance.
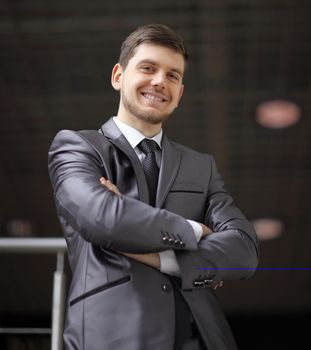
[179,241,185,248]
[168,238,174,244]
[204,279,213,286]
[162,236,169,244]
[193,281,200,288]
[194,281,205,288]
[162,283,172,293]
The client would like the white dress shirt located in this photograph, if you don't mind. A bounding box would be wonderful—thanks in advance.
[113,117,202,276]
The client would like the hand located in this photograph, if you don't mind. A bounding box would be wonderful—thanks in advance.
[213,281,224,290]
[100,177,121,196]
[199,223,213,238]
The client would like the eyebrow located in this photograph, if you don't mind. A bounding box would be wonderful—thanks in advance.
[137,59,184,77]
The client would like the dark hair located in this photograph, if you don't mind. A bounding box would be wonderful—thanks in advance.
[119,24,189,69]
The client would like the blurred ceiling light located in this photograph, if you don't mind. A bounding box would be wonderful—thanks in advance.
[256,99,301,128]
[252,218,284,241]
[6,218,34,237]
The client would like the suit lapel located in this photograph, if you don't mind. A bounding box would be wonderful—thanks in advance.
[100,118,150,204]
[156,135,181,208]
[100,118,181,208]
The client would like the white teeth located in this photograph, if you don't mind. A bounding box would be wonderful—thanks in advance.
[143,93,164,102]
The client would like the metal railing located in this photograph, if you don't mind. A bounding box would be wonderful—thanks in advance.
[0,238,67,350]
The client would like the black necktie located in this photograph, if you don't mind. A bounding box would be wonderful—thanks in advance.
[138,139,159,206]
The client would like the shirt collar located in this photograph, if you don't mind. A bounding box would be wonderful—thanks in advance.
[113,117,162,149]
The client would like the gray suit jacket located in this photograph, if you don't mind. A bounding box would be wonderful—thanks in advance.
[48,117,259,350]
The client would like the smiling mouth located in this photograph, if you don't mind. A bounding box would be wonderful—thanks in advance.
[141,92,168,103]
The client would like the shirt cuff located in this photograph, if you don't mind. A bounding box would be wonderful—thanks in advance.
[159,250,181,277]
[187,219,203,242]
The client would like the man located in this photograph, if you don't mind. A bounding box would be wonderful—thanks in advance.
[48,24,259,350]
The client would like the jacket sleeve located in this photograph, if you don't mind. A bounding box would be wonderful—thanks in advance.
[48,129,198,253]
[176,156,259,290]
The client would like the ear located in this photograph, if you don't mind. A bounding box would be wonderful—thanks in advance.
[111,63,123,91]
[176,84,184,106]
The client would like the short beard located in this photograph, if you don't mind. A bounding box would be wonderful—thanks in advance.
[121,92,173,125]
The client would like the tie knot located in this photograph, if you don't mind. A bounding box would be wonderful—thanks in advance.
[139,138,158,154]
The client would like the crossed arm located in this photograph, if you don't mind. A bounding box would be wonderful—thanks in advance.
[100,177,224,289]
[49,130,258,290]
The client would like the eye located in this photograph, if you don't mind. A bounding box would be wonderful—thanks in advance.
[140,65,155,73]
[168,73,180,82]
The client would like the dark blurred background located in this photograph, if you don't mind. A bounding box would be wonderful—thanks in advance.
[1,0,311,349]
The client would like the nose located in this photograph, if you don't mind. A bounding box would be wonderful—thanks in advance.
[151,71,166,89]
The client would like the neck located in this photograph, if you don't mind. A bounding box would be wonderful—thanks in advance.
[116,113,162,138]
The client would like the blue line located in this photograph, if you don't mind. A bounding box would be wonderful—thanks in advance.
[197,267,311,271]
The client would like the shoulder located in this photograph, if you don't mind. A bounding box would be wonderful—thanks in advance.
[48,128,115,180]
[49,128,111,153]
[51,128,103,142]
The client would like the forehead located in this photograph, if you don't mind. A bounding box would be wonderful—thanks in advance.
[127,43,185,74]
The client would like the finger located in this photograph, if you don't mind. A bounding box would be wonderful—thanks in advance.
[213,281,224,290]
[100,178,114,189]
[200,223,213,237]
[106,180,121,195]
[100,178,122,196]
[206,226,213,234]
[100,178,110,188]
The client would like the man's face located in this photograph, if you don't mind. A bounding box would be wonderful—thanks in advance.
[112,43,185,126]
